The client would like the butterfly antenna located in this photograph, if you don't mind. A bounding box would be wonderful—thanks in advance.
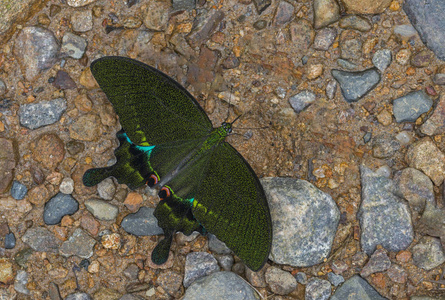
[224,84,235,122]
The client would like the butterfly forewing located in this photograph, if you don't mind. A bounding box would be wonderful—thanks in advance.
[90,56,213,146]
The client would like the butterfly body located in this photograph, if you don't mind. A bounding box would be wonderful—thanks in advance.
[83,56,272,271]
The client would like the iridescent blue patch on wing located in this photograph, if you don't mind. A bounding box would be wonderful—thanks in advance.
[122,133,155,153]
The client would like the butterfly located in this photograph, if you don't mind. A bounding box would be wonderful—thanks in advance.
[83,56,272,271]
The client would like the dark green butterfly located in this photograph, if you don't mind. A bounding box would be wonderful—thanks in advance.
[83,56,272,271]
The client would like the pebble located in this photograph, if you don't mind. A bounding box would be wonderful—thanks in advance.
[313,0,340,29]
[404,0,445,60]
[341,0,391,14]
[339,30,362,61]
[360,248,391,277]
[420,93,445,135]
[101,233,121,250]
[372,134,400,159]
[65,292,93,300]
[295,272,307,284]
[208,234,231,254]
[184,252,219,287]
[22,227,61,252]
[339,15,372,32]
[325,80,337,99]
[253,20,267,30]
[393,24,418,41]
[71,10,93,32]
[60,228,96,259]
[261,177,339,266]
[32,133,65,169]
[305,278,331,300]
[327,272,344,286]
[331,275,386,299]
[66,140,85,156]
[306,64,324,80]
[19,98,67,130]
[0,79,6,96]
[69,114,101,141]
[372,49,392,72]
[313,27,337,51]
[182,271,258,300]
[433,73,445,85]
[395,131,412,145]
[289,90,316,113]
[265,266,297,295]
[123,192,142,212]
[419,203,445,243]
[13,26,60,81]
[61,32,87,59]
[394,168,434,213]
[172,0,196,12]
[252,0,271,14]
[337,58,357,70]
[53,70,77,90]
[331,68,380,102]
[157,270,183,297]
[331,260,349,274]
[215,255,234,272]
[363,132,372,143]
[97,178,116,201]
[386,264,407,284]
[405,138,445,186]
[289,19,315,51]
[14,270,29,295]
[395,48,411,65]
[80,214,100,236]
[59,178,75,194]
[44,193,79,225]
[121,206,163,236]
[273,0,294,26]
[245,267,266,287]
[11,181,27,200]
[187,10,224,48]
[0,258,14,284]
[392,90,432,122]
[85,199,119,221]
[143,1,170,31]
[411,50,433,67]
[376,109,392,126]
[66,0,97,7]
[5,232,16,249]
[412,236,445,270]
[358,166,413,255]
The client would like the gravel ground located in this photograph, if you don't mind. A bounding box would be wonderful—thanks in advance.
[0,0,445,299]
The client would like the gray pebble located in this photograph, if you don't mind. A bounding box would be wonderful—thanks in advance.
[412,236,445,270]
[360,248,391,277]
[60,228,96,259]
[327,272,344,286]
[61,32,88,59]
[10,181,27,200]
[433,73,445,85]
[121,206,163,236]
[313,27,337,51]
[393,24,418,40]
[44,193,79,225]
[325,80,337,99]
[215,255,234,271]
[331,68,381,102]
[65,292,93,300]
[372,49,392,72]
[305,278,331,300]
[5,232,16,249]
[71,10,93,32]
[0,79,6,96]
[289,90,316,113]
[339,15,372,32]
[14,270,29,295]
[337,59,357,70]
[85,199,119,221]
[363,132,372,144]
[265,266,297,295]
[184,252,220,287]
[393,90,432,122]
[59,178,75,194]
[19,98,67,130]
[208,234,231,254]
[22,227,61,252]
[172,0,196,12]
[331,275,386,300]
[97,178,116,200]
[295,272,307,284]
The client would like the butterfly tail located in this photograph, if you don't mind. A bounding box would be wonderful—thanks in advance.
[82,167,114,187]
[151,234,173,265]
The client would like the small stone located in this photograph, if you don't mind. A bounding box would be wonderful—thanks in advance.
[61,32,87,59]
[97,178,116,201]
[121,207,163,236]
[27,184,49,206]
[14,270,29,295]
[273,1,294,26]
[331,68,381,102]
[172,0,195,12]
[253,20,267,30]
[411,50,433,67]
[405,138,445,186]
[395,49,411,65]
[295,272,307,284]
[53,70,77,90]
[79,67,99,89]
[394,168,434,213]
[0,258,14,284]
[339,15,372,31]
[313,0,340,29]
[372,134,400,158]
[11,181,27,200]
[69,114,101,141]
[183,252,219,287]
[80,214,100,236]
[5,233,16,249]
[265,267,297,295]
[412,236,445,270]
[372,49,392,72]
[395,131,412,145]
[313,27,337,51]
[85,199,119,221]
[360,248,391,277]
[305,278,331,300]
[339,30,362,61]
[0,79,6,96]
[341,0,391,14]
[289,90,316,112]
[60,228,96,259]
[71,10,93,32]
[331,260,349,274]
[327,272,344,286]
[420,93,445,135]
[326,80,337,99]
[157,270,183,297]
[19,98,67,130]
[66,140,85,155]
[32,133,65,169]
[0,138,17,191]
[363,132,372,144]
[307,64,324,80]
[393,24,417,41]
[386,264,407,283]
[67,0,97,7]
[245,267,267,287]
[123,192,143,212]
[376,109,392,126]
[22,227,61,252]
[65,292,92,300]
[143,1,170,31]
[101,233,121,250]
[215,255,234,272]
[59,178,75,194]
[290,19,315,51]
[208,234,231,254]
[44,193,79,225]
[331,275,386,300]
[393,91,433,123]
[433,73,445,85]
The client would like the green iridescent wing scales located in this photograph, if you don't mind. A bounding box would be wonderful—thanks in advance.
[90,56,213,146]
[191,143,272,271]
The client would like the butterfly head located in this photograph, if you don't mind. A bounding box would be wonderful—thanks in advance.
[221,122,233,134]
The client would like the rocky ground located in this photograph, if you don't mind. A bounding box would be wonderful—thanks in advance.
[0,0,445,299]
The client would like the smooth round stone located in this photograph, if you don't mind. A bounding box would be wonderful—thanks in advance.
[10,181,27,200]
[59,178,75,194]
[289,90,316,112]
[372,49,392,72]
[331,68,381,102]
[44,193,79,225]
[5,233,16,249]
[85,199,118,221]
